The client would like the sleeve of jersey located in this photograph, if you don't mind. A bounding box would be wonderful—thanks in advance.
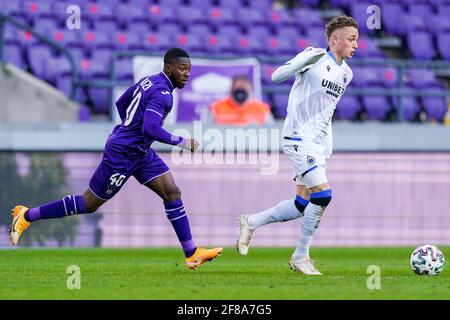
[271,47,326,83]
[142,92,184,146]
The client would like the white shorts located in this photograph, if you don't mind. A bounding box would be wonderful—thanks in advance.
[282,140,328,189]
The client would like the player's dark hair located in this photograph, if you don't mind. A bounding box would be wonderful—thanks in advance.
[325,15,358,40]
[164,48,190,65]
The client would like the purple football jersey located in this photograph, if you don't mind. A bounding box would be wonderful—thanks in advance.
[106,72,182,154]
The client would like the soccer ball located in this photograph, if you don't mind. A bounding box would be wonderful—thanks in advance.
[410,245,445,275]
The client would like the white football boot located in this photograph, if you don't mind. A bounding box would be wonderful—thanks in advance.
[289,257,322,275]
[236,215,254,256]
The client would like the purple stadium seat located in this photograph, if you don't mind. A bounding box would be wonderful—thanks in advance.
[400,97,421,121]
[381,2,405,36]
[272,93,288,118]
[247,0,272,11]
[188,0,214,7]
[235,35,265,55]
[407,69,443,89]
[379,67,398,88]
[3,43,26,69]
[0,1,26,19]
[363,93,391,121]
[49,29,82,48]
[407,31,436,60]
[238,7,268,27]
[422,95,447,121]
[23,1,55,23]
[115,4,148,29]
[113,32,143,51]
[157,22,184,37]
[208,6,238,27]
[357,37,386,58]
[81,56,109,81]
[147,3,179,25]
[126,21,152,34]
[26,44,55,81]
[268,9,296,28]
[83,30,115,53]
[176,33,206,54]
[350,2,376,34]
[33,16,60,34]
[114,58,133,81]
[328,0,353,10]
[91,19,120,34]
[402,14,426,34]
[90,48,113,67]
[83,2,115,25]
[336,95,361,120]
[437,3,450,17]
[142,32,172,52]
[265,35,293,55]
[428,15,450,35]
[261,64,276,84]
[176,6,208,25]
[262,93,272,108]
[306,27,328,49]
[203,33,233,54]
[407,2,434,22]
[4,25,19,46]
[85,58,112,113]
[217,0,244,10]
[292,8,323,32]
[298,37,320,52]
[52,56,82,101]
[436,32,450,60]
[246,25,273,40]
[78,104,91,122]
[188,24,213,38]
[275,25,304,41]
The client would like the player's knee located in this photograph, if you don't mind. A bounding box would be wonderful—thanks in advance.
[309,189,332,207]
[163,186,181,202]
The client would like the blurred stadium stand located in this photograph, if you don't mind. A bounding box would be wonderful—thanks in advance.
[0,0,449,123]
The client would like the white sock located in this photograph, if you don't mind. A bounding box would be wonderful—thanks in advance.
[292,203,325,260]
[248,199,303,230]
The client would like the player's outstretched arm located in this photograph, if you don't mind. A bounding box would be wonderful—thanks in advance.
[271,47,326,83]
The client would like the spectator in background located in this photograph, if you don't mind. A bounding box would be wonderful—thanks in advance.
[210,75,273,125]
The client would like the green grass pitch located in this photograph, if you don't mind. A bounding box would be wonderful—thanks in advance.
[0,247,448,300]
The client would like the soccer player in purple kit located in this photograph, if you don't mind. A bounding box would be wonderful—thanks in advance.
[9,48,223,270]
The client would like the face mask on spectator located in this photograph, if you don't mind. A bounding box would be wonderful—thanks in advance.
[232,89,248,104]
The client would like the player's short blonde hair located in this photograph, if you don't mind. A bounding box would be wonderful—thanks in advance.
[325,15,358,40]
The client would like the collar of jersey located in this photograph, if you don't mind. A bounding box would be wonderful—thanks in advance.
[326,48,343,66]
[161,72,175,91]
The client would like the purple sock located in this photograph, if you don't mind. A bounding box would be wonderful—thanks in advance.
[164,198,197,257]
[24,195,87,222]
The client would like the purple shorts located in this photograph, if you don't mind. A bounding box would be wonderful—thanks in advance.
[89,146,169,201]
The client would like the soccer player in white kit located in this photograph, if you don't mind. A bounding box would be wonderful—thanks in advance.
[236,16,359,275]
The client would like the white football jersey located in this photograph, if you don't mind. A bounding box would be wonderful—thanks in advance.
[272,47,353,157]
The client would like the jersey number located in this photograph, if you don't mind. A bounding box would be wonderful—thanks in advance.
[124,91,142,126]
[109,173,126,187]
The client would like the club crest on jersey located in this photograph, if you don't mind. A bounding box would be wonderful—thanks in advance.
[326,65,331,72]
[343,73,348,84]
[307,155,316,165]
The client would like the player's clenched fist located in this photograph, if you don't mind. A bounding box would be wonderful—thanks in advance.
[181,138,199,152]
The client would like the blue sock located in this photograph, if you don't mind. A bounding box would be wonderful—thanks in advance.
[24,195,87,222]
[164,198,197,258]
